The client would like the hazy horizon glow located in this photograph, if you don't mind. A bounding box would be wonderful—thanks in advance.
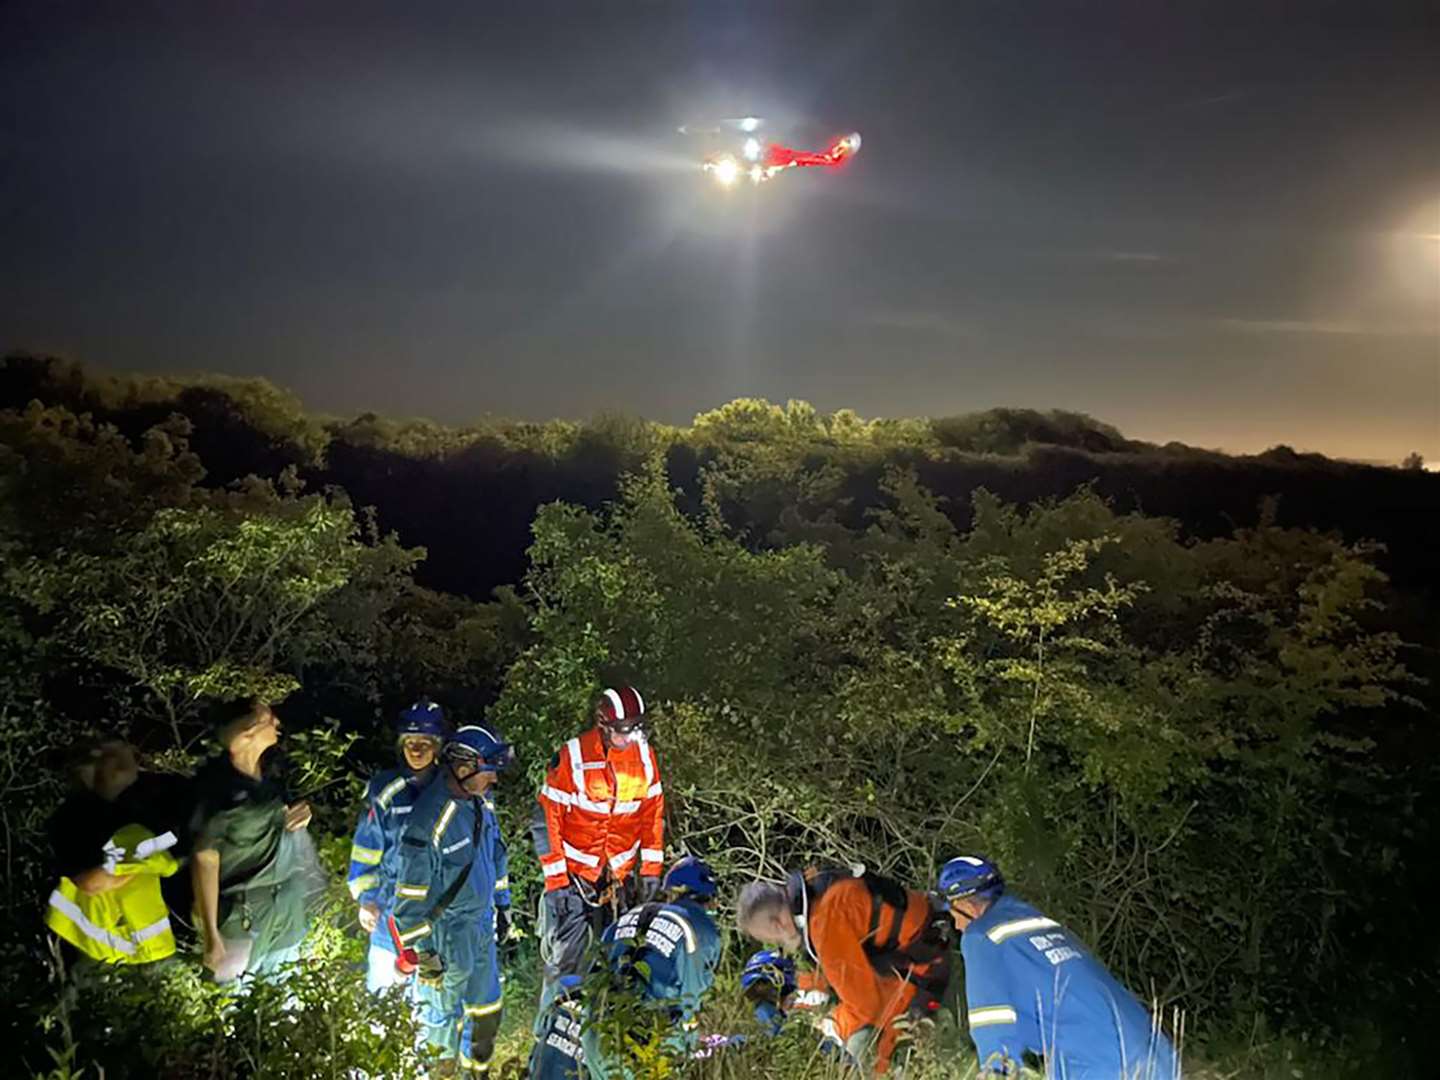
[2,1,1436,461]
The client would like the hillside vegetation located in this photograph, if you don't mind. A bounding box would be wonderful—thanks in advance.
[1,353,1435,1077]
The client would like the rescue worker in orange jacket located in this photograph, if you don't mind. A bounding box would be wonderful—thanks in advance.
[533,686,665,988]
[737,866,952,1075]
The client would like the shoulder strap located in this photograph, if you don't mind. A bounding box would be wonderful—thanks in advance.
[861,880,954,977]
[860,871,908,953]
[425,798,486,921]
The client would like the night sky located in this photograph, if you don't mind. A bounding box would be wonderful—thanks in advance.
[3,1,1437,460]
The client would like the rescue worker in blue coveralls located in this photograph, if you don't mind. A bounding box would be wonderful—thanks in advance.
[347,698,447,993]
[528,856,722,1080]
[392,725,514,1077]
[591,855,723,1076]
[938,856,1179,1080]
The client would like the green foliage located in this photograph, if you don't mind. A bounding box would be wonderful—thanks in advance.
[931,408,1131,455]
[9,494,421,743]
[1,369,1433,1076]
[0,392,507,1075]
[35,907,428,1079]
[0,403,206,548]
[0,354,329,468]
[0,620,70,956]
[494,459,1423,1033]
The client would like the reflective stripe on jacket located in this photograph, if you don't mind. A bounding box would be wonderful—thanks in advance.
[961,893,1178,1080]
[347,767,432,908]
[45,824,179,965]
[537,727,664,893]
[391,781,510,950]
[601,899,721,1029]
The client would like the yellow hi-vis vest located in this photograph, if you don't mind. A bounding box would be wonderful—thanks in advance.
[46,824,180,964]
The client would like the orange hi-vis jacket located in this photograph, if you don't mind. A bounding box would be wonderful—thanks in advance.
[794,871,950,1074]
[538,727,664,893]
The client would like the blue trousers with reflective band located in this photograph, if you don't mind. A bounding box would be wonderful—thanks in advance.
[419,915,502,1072]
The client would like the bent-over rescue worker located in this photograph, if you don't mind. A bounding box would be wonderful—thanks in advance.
[737,866,952,1074]
[347,698,446,993]
[534,686,665,986]
[191,699,313,982]
[527,974,587,1080]
[939,856,1178,1080]
[527,856,722,1080]
[392,724,513,1076]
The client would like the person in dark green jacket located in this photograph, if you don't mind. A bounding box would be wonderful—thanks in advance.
[191,698,318,983]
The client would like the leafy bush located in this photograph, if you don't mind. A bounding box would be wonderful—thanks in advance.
[493,460,1423,1032]
[34,903,429,1079]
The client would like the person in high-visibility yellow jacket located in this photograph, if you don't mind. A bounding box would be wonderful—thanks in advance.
[47,739,196,931]
[46,822,180,965]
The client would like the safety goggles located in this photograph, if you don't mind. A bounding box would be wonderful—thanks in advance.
[600,716,644,736]
[444,744,514,777]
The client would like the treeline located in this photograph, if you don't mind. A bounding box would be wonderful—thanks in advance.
[4,353,1435,607]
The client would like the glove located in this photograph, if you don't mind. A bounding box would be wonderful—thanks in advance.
[637,875,661,903]
[496,906,519,965]
[891,1013,935,1040]
[415,950,446,989]
[841,1024,877,1071]
[754,1000,785,1036]
[890,1013,934,1062]
[544,885,578,928]
[817,1031,858,1070]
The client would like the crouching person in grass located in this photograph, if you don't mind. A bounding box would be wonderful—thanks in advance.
[737,865,952,1074]
[530,856,722,1080]
[528,974,588,1080]
[938,856,1179,1080]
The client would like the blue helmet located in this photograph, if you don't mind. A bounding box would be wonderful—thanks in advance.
[662,855,718,901]
[396,698,446,739]
[937,855,1004,902]
[741,949,797,999]
[443,724,514,773]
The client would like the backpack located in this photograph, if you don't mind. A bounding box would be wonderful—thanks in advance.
[792,866,952,1006]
